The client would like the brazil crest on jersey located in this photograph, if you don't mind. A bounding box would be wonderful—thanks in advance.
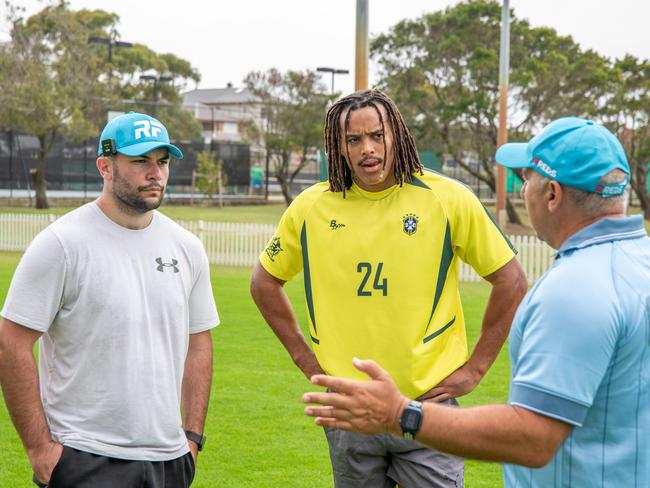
[260,169,516,398]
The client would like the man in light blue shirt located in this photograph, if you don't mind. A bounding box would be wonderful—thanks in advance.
[303,117,650,487]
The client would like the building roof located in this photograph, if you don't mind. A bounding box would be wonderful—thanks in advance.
[183,103,241,123]
[182,86,260,105]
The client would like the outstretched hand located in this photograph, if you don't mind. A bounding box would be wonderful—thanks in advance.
[303,358,409,436]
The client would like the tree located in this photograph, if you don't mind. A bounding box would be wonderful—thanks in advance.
[0,0,202,208]
[105,47,202,140]
[195,151,226,201]
[371,0,611,225]
[245,68,332,205]
[0,1,110,208]
[599,56,650,220]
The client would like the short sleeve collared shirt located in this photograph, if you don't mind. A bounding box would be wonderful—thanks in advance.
[504,216,650,487]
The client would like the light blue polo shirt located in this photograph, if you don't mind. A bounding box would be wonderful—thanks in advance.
[503,216,650,487]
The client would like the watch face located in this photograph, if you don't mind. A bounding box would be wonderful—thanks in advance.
[403,409,420,430]
[400,401,423,437]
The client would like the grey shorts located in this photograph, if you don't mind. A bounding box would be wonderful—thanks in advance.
[324,398,464,488]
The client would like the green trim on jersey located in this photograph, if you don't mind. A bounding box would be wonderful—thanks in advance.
[424,316,456,344]
[409,175,431,190]
[259,173,516,398]
[300,223,319,344]
[426,221,454,337]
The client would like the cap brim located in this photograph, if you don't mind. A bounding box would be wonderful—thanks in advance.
[495,142,531,168]
[118,141,184,159]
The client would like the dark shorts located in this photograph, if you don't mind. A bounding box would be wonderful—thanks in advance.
[324,398,464,488]
[33,446,195,488]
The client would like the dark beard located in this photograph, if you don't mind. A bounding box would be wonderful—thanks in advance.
[112,168,164,214]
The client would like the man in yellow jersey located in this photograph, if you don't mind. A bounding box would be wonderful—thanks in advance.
[250,89,527,488]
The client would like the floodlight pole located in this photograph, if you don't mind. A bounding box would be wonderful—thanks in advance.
[496,0,510,229]
[88,36,133,103]
[316,67,350,94]
[355,0,369,91]
[88,36,133,74]
[139,74,173,117]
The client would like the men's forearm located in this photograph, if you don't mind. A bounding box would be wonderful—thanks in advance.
[470,260,527,376]
[182,331,213,434]
[0,322,52,452]
[250,263,322,378]
[305,359,570,468]
[412,402,567,467]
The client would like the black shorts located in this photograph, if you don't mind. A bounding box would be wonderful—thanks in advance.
[33,446,195,488]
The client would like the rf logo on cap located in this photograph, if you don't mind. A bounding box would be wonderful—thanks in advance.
[134,120,163,140]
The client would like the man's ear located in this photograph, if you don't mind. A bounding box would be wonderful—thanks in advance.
[546,180,564,213]
[96,156,113,180]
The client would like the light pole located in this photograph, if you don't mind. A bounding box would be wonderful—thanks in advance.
[87,36,133,63]
[261,107,271,200]
[88,36,133,93]
[139,74,173,117]
[355,0,369,91]
[495,0,510,229]
[316,67,350,94]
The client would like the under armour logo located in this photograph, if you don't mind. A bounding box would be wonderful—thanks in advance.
[155,257,179,273]
[134,120,163,139]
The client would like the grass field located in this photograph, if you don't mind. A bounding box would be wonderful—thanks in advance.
[1,201,648,486]
[0,250,507,487]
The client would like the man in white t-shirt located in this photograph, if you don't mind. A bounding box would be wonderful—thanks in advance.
[0,112,220,487]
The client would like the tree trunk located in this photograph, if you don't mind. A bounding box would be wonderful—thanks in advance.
[640,194,650,221]
[630,161,650,221]
[32,162,49,209]
[33,134,51,209]
[506,196,523,226]
[276,151,294,205]
[277,175,293,205]
[443,144,522,225]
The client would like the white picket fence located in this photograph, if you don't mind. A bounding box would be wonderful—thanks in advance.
[0,213,554,283]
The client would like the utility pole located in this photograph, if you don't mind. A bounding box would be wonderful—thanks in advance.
[355,0,369,91]
[496,0,510,229]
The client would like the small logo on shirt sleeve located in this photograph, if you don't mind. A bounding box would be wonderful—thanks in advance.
[265,236,283,262]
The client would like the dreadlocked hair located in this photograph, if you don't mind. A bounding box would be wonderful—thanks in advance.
[324,88,423,195]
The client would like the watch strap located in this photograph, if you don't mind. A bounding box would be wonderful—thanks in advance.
[185,430,206,451]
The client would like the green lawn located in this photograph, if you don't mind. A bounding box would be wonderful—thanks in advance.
[0,251,506,487]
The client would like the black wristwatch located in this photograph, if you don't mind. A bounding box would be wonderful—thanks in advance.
[185,430,206,451]
[399,400,423,440]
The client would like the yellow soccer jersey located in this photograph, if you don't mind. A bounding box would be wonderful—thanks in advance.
[260,169,516,398]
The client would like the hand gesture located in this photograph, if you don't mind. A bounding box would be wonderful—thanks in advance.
[303,358,408,436]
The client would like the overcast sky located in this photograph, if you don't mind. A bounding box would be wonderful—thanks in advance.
[3,0,650,95]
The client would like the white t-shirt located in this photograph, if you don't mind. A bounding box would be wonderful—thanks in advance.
[1,202,220,461]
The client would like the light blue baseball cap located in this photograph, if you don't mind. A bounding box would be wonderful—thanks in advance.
[97,112,183,159]
[495,117,629,196]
